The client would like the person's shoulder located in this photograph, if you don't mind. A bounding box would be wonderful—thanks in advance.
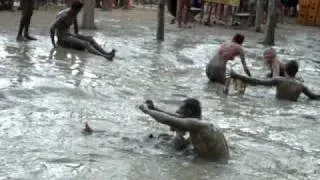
[57,8,70,18]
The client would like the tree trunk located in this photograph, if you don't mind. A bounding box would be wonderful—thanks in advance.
[156,0,165,41]
[81,0,97,29]
[255,0,263,32]
[175,0,181,25]
[263,0,277,45]
[102,0,113,10]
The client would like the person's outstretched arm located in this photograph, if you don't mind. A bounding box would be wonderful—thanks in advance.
[145,100,181,117]
[139,104,207,132]
[50,22,58,48]
[239,47,251,77]
[50,18,63,48]
[302,86,320,100]
[230,71,279,86]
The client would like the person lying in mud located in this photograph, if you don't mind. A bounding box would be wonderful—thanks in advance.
[139,98,230,163]
[229,60,320,101]
[50,1,115,60]
[206,34,251,84]
[263,48,285,78]
[17,0,37,41]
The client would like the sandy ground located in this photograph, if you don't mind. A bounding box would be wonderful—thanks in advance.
[0,6,319,39]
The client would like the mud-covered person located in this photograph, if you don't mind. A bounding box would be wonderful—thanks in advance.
[230,60,320,101]
[17,0,37,41]
[263,48,285,78]
[139,98,230,163]
[50,1,115,60]
[206,34,251,84]
[144,100,192,151]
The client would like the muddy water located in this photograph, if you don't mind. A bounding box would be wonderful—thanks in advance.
[0,14,320,180]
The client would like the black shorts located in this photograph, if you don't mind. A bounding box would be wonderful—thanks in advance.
[206,64,226,84]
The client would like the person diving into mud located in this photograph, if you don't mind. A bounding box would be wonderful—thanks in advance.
[230,60,320,101]
[206,34,251,84]
[50,1,115,60]
[138,98,230,163]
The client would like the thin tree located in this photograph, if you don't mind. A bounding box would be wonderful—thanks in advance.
[254,0,263,32]
[176,0,181,26]
[263,0,277,45]
[81,0,97,29]
[156,0,165,41]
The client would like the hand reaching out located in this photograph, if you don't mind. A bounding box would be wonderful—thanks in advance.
[139,104,149,114]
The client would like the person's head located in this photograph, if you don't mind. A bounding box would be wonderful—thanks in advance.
[232,34,245,45]
[176,98,202,119]
[285,60,299,77]
[71,1,84,13]
[263,48,277,63]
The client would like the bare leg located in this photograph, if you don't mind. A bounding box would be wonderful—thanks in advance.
[85,43,114,60]
[205,3,213,25]
[75,35,115,59]
[24,13,37,40]
[17,13,27,41]
[60,35,113,60]
[89,40,115,59]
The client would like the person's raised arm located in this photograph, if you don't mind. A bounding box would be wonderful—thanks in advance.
[302,85,320,100]
[238,47,251,77]
[139,104,207,132]
[230,71,279,86]
[145,100,181,118]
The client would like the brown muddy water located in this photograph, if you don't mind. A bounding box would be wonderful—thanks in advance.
[0,9,320,180]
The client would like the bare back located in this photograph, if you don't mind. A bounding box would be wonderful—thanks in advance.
[52,10,76,38]
[189,125,229,163]
[276,78,304,101]
[209,42,243,67]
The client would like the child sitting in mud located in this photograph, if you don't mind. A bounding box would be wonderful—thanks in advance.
[230,60,320,101]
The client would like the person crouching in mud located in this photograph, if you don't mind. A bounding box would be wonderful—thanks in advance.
[139,98,230,163]
[206,34,251,84]
[263,48,285,78]
[50,1,115,60]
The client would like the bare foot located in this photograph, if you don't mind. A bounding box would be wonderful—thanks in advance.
[16,36,27,41]
[24,35,37,41]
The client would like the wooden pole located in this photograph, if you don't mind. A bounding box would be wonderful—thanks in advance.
[263,0,277,45]
[157,0,165,41]
[255,0,262,32]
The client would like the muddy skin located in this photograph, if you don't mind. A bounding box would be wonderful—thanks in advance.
[140,98,230,163]
[145,100,191,151]
[206,34,251,84]
[230,61,320,101]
